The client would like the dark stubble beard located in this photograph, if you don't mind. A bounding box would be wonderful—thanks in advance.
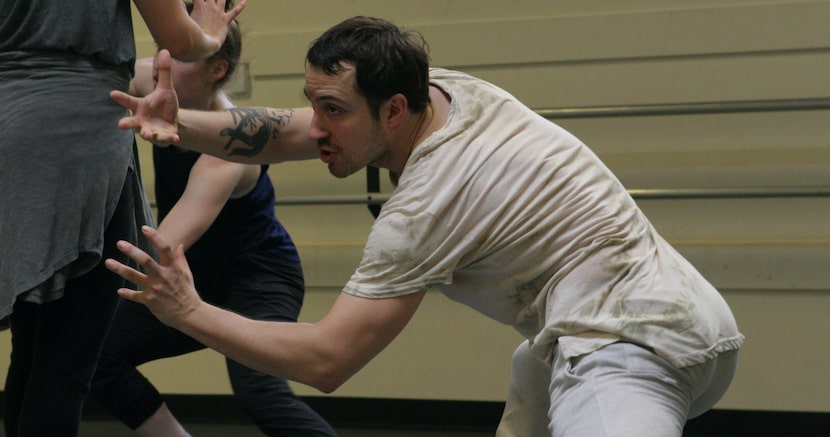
[326,122,390,179]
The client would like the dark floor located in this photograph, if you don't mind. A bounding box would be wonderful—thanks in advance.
[4,419,489,437]
[1,397,828,436]
[75,420,488,437]
[0,419,727,437]
[4,418,821,437]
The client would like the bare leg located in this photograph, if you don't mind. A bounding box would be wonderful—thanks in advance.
[135,403,189,437]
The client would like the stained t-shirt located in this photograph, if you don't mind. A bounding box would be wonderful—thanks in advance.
[344,68,743,368]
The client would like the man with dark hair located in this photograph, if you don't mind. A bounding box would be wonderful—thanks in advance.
[107,16,743,436]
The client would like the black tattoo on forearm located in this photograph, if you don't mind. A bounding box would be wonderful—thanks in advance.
[219,107,294,157]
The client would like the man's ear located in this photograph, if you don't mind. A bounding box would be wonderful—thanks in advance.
[211,59,230,84]
[384,93,409,129]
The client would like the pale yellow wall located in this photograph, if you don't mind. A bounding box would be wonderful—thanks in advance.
[2,0,829,412]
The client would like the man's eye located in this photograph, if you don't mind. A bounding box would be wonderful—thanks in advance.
[327,105,340,115]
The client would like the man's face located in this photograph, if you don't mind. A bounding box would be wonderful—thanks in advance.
[304,63,391,178]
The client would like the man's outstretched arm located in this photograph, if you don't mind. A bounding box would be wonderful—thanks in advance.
[105,226,425,392]
[112,49,318,164]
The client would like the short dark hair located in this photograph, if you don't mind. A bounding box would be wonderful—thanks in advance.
[306,16,431,119]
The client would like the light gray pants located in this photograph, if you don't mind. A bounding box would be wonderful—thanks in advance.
[496,341,738,437]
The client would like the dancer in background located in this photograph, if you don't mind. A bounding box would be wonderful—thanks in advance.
[90,8,336,435]
[0,1,244,435]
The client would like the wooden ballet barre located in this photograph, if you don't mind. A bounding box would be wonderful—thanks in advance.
[535,97,830,119]
[146,188,830,208]
[626,187,830,200]
[271,186,830,206]
[274,194,389,206]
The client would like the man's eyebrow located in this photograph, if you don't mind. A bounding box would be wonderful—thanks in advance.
[303,90,347,106]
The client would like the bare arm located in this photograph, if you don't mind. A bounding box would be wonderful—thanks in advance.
[112,50,318,164]
[179,284,424,392]
[178,106,319,163]
[133,0,247,62]
[105,227,425,392]
[131,57,155,97]
[157,155,258,250]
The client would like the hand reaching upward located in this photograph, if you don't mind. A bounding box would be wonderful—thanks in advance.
[111,49,181,145]
[190,0,248,51]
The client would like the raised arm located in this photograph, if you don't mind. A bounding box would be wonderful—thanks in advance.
[112,50,318,164]
[105,227,425,392]
[133,0,247,62]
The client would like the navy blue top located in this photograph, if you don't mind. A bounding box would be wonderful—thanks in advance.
[153,146,300,270]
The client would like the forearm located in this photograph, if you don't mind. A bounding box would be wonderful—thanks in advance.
[170,290,424,393]
[154,24,221,62]
[177,107,318,164]
[134,0,241,62]
[175,301,350,392]
[106,227,422,393]
[155,156,247,250]
[178,32,222,63]
[156,213,206,252]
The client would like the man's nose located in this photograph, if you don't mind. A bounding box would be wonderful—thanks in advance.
[308,114,328,140]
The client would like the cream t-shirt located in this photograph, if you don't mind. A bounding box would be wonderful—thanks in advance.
[344,68,743,368]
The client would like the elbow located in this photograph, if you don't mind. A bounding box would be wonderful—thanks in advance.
[315,381,341,395]
[308,361,352,394]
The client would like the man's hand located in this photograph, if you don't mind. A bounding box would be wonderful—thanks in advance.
[110,50,180,145]
[105,226,203,328]
[190,0,248,50]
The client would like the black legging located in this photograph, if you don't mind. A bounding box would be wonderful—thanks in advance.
[3,175,133,437]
